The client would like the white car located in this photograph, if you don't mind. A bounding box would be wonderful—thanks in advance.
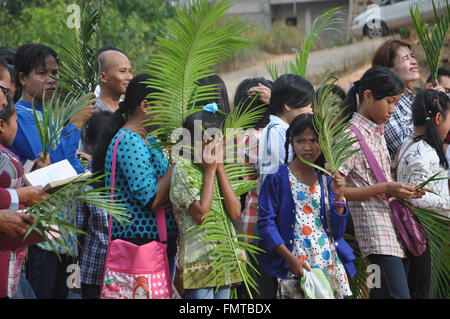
[351,0,448,38]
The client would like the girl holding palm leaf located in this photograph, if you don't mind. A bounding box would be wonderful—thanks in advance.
[337,66,424,299]
[170,107,242,299]
[396,89,450,299]
[257,113,354,299]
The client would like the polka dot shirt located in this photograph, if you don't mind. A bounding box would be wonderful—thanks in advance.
[287,168,352,296]
[105,129,178,241]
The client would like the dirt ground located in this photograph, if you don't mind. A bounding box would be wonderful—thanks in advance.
[219,37,385,104]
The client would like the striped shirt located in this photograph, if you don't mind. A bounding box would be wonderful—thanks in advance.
[339,112,405,258]
[384,89,415,160]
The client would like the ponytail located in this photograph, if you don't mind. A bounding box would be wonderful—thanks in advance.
[412,89,450,169]
[91,109,127,179]
[342,66,404,120]
[284,125,292,164]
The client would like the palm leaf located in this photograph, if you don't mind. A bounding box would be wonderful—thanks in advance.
[265,7,343,81]
[23,173,130,260]
[398,199,449,298]
[57,0,102,95]
[143,0,268,299]
[144,0,251,147]
[410,0,449,85]
[31,91,95,162]
[312,80,359,175]
[298,76,359,176]
[343,234,371,299]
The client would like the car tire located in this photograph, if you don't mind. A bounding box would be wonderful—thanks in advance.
[364,21,388,38]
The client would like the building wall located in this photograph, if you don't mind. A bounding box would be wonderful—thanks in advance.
[227,0,272,31]
[270,1,351,42]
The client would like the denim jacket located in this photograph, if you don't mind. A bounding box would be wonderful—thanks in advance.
[257,164,356,279]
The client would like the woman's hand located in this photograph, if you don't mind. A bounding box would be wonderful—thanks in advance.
[331,172,345,201]
[247,83,271,104]
[16,186,49,208]
[385,182,419,199]
[0,210,35,237]
[76,152,92,162]
[71,93,95,130]
[200,137,218,173]
[34,152,51,170]
[287,255,311,278]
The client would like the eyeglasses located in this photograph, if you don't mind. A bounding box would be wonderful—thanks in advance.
[0,83,10,97]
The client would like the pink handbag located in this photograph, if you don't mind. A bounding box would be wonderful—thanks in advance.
[100,132,173,299]
[349,125,427,257]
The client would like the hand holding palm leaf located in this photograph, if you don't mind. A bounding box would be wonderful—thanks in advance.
[23,173,130,260]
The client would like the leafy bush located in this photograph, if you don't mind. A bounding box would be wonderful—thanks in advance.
[0,0,176,73]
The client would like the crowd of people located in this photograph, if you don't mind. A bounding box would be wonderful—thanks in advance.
[0,37,449,300]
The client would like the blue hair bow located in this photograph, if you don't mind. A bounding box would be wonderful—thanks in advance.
[203,102,218,113]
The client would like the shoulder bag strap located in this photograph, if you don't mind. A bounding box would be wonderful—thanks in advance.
[108,132,129,245]
[109,132,168,245]
[349,124,387,184]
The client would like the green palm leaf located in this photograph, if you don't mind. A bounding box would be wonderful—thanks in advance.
[57,0,102,95]
[265,7,343,81]
[31,91,95,163]
[23,173,130,260]
[299,78,359,176]
[410,0,449,85]
[398,199,449,298]
[145,0,251,147]
[143,0,268,299]
[343,234,371,299]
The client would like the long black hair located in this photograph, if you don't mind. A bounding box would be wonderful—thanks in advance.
[270,74,314,116]
[343,66,404,120]
[233,77,273,129]
[284,113,324,167]
[412,89,450,169]
[92,73,156,177]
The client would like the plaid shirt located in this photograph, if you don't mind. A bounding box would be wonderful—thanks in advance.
[241,131,261,243]
[384,90,415,160]
[339,113,406,258]
[75,162,109,285]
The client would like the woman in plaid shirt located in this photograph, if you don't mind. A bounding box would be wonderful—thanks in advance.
[372,40,421,160]
[338,66,424,299]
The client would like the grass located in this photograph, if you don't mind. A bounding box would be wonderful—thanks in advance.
[215,19,350,74]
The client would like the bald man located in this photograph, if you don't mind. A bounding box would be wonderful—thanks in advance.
[78,48,133,155]
[97,48,133,112]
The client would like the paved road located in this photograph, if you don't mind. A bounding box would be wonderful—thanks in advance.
[219,37,386,103]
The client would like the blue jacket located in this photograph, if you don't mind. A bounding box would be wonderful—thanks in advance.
[257,164,356,279]
[9,100,84,174]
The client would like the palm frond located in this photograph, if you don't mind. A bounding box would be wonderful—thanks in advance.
[265,7,343,81]
[144,0,251,145]
[142,0,267,298]
[23,173,130,260]
[298,77,359,176]
[343,234,370,299]
[398,199,450,298]
[410,0,449,85]
[57,0,102,95]
[31,92,95,162]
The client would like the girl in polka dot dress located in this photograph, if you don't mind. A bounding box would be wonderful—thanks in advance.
[257,114,355,298]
